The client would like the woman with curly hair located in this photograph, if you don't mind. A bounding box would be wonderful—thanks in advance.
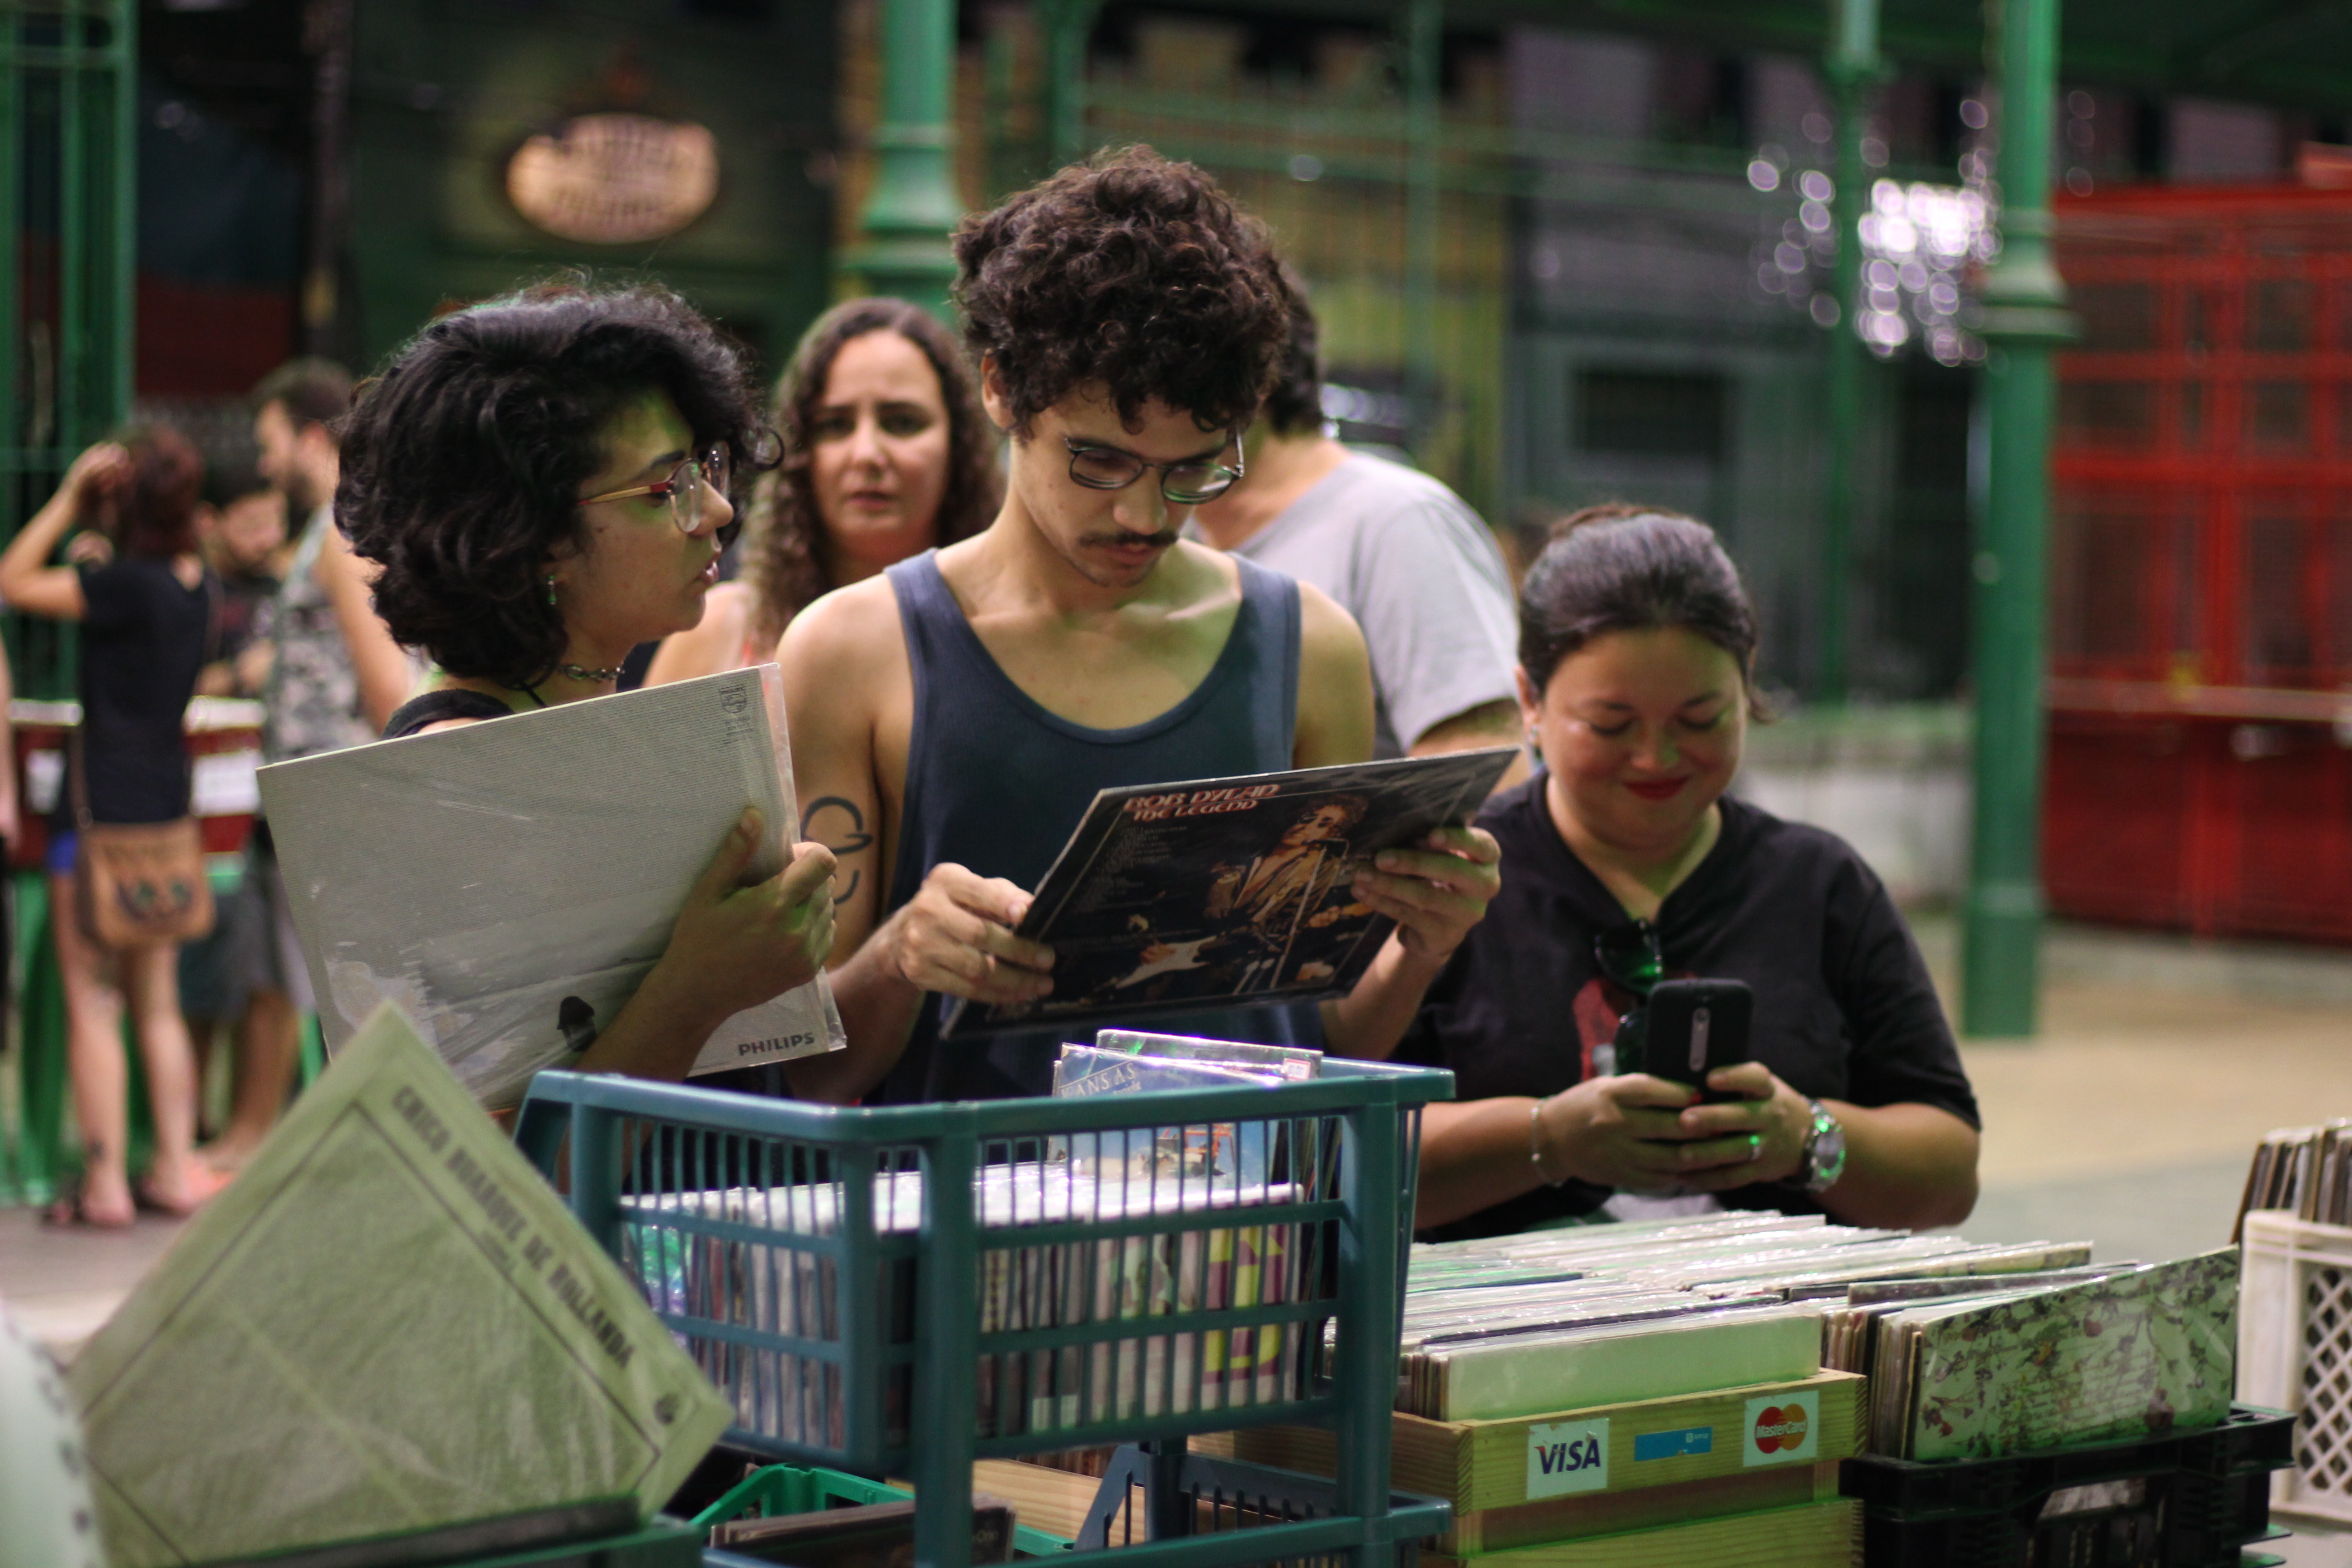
[338,281,838,1090]
[646,298,1000,684]
[0,428,225,1225]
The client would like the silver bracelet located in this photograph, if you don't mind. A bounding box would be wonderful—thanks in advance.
[1529,1097,1568,1186]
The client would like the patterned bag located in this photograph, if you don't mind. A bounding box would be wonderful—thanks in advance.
[74,815,215,948]
[69,572,220,948]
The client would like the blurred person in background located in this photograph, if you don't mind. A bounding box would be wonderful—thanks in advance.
[0,639,19,970]
[0,431,225,1226]
[1188,286,1524,789]
[198,360,408,1170]
[250,358,410,733]
[0,640,15,848]
[645,297,1000,684]
[192,448,287,700]
[181,448,287,1141]
[1392,507,1980,1240]
[341,281,835,1087]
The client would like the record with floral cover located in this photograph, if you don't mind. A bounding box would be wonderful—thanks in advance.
[941,748,1515,1039]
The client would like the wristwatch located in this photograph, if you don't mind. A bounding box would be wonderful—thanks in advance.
[1798,1100,1847,1194]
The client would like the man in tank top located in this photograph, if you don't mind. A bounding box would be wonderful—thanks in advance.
[777,149,1502,1103]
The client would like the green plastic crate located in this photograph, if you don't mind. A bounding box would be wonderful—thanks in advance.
[692,1462,1071,1557]
[516,1059,1454,1568]
[215,1514,702,1568]
[448,1520,702,1568]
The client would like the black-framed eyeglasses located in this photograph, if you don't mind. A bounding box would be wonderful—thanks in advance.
[1062,436,1244,505]
[581,444,733,536]
[1592,919,1665,1000]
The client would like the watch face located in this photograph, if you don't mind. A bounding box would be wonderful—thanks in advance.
[1805,1106,1847,1192]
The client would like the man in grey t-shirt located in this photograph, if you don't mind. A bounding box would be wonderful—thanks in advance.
[1190,294,1525,775]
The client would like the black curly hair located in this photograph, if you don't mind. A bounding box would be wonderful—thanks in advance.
[952,146,1293,436]
[338,279,773,689]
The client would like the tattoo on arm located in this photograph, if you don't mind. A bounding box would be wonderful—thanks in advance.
[805,796,873,906]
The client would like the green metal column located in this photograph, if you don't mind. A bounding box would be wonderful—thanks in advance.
[1961,0,2074,1037]
[1,0,137,1204]
[1039,0,1101,168]
[1818,0,1879,705]
[1401,0,1441,452]
[843,0,963,315]
[2,0,136,702]
[302,0,354,358]
[0,10,18,496]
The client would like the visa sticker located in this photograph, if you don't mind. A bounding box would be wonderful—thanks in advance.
[1632,1426,1713,1461]
[1743,1389,1820,1466]
[1524,1416,1609,1499]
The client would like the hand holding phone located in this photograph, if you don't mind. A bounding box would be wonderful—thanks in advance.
[1638,978,1753,1103]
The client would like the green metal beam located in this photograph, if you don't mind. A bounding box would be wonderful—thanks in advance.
[844,0,964,314]
[1961,0,2075,1039]
[1095,0,2352,117]
[1818,0,1882,706]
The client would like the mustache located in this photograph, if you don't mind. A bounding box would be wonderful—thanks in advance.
[1083,529,1180,551]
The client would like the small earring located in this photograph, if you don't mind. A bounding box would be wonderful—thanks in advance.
[544,576,558,608]
[1524,726,1541,752]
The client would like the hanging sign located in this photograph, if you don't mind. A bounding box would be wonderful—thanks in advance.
[506,113,719,245]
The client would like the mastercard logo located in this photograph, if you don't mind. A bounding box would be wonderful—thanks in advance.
[1753,1405,1810,1454]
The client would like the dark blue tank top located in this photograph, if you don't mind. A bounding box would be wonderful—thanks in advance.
[877,549,1324,1102]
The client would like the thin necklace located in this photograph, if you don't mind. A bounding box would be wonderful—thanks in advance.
[556,662,624,683]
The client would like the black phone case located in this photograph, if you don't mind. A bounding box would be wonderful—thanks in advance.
[1641,979,1754,1101]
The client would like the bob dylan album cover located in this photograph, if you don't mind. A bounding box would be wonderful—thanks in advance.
[945,749,1512,1038]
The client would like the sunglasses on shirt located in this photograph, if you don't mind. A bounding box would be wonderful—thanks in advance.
[1592,919,1665,999]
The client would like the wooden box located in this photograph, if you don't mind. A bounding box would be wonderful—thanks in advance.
[1197,1370,1864,1553]
[1420,1497,1861,1567]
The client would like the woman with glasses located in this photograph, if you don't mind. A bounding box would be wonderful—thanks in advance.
[1394,506,1980,1240]
[338,281,837,1088]
[644,298,1000,685]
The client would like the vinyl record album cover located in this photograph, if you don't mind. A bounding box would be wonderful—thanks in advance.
[941,748,1514,1039]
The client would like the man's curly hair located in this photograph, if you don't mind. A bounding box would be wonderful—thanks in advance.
[953,146,1293,435]
[338,279,772,690]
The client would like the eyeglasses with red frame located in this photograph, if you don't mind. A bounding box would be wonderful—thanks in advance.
[580,444,734,539]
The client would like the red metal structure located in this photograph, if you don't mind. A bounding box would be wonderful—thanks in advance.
[2046,185,2352,944]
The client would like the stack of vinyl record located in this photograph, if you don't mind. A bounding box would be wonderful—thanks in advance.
[2234,1119,2352,1239]
[1211,1211,2105,1568]
[1818,1249,2237,1461]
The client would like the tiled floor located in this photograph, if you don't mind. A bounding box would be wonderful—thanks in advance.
[0,1205,186,1360]
[7,917,2352,1556]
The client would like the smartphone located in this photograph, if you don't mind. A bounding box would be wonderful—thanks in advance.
[1639,979,1753,1102]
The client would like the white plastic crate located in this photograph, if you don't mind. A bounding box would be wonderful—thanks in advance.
[2240,1209,2352,1523]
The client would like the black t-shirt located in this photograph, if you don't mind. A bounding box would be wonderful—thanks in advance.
[73,557,211,824]
[215,566,280,667]
[1396,779,1980,1240]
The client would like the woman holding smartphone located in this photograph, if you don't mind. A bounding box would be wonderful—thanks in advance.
[1385,507,1982,1239]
